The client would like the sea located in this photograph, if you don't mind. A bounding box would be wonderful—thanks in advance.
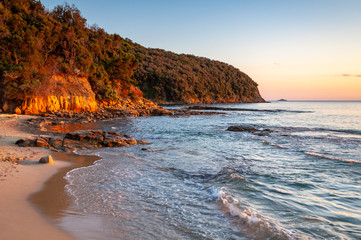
[56,101,361,240]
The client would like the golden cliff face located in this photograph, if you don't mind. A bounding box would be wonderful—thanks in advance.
[21,95,98,114]
[3,75,98,115]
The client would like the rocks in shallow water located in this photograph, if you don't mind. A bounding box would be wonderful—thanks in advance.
[227,126,273,136]
[137,140,147,145]
[227,126,258,132]
[254,129,272,136]
[39,155,54,164]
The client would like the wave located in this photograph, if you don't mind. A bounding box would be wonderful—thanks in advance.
[316,127,361,136]
[276,126,361,138]
[210,187,297,240]
[305,151,361,163]
[262,140,287,149]
[159,164,251,185]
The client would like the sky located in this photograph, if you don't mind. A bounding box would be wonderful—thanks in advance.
[41,0,361,101]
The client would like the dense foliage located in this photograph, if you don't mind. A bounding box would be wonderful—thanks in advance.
[0,0,138,104]
[130,44,263,103]
[0,0,263,107]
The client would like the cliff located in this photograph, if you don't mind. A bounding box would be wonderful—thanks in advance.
[1,76,98,114]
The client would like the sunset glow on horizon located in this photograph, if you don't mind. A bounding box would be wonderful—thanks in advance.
[41,0,361,101]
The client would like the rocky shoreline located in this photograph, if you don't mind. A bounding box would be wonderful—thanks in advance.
[9,104,223,160]
[16,130,147,152]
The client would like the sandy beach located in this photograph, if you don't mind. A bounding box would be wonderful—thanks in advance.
[0,114,73,240]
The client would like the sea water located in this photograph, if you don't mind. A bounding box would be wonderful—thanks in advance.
[58,101,361,239]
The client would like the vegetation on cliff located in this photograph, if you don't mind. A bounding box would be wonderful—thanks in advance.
[0,0,264,113]
[0,0,140,108]
[129,44,264,104]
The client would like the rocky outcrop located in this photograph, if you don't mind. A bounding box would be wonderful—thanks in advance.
[15,130,147,152]
[2,75,98,114]
[21,95,98,114]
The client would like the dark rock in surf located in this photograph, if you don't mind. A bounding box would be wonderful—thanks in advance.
[227,126,257,132]
[227,126,273,136]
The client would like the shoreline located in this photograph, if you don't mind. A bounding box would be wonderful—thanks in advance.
[0,114,75,239]
[30,152,101,226]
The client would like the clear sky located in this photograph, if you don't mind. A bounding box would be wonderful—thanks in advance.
[41,0,361,100]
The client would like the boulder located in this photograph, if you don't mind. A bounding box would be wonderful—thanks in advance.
[39,155,54,164]
[102,138,128,147]
[48,138,63,148]
[35,138,50,147]
[14,107,22,115]
[227,126,273,136]
[15,138,35,147]
[227,126,257,132]
[137,140,147,144]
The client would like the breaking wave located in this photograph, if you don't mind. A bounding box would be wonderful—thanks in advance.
[210,187,298,240]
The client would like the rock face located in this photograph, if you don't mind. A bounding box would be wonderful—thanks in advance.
[16,130,147,152]
[21,95,98,114]
[2,75,98,114]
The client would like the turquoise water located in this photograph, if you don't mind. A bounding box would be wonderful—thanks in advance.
[60,101,361,239]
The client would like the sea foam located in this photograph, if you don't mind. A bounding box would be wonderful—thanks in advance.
[210,187,297,240]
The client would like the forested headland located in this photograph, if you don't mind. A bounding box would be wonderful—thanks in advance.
[0,0,264,114]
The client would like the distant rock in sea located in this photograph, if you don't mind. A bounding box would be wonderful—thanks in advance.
[278,99,287,101]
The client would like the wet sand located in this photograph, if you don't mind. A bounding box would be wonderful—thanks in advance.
[30,152,101,222]
[0,114,99,239]
[0,154,73,240]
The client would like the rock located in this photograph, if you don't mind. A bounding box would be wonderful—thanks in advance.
[20,76,98,114]
[48,138,63,149]
[227,126,273,136]
[137,140,147,144]
[103,131,120,138]
[15,138,35,147]
[39,155,54,164]
[254,129,273,136]
[16,130,146,152]
[2,102,9,112]
[102,138,128,147]
[35,138,50,147]
[123,135,137,145]
[227,126,257,132]
[14,107,21,115]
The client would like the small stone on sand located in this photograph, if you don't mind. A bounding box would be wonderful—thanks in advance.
[39,155,54,164]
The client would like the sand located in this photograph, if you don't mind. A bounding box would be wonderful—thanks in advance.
[0,114,73,240]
